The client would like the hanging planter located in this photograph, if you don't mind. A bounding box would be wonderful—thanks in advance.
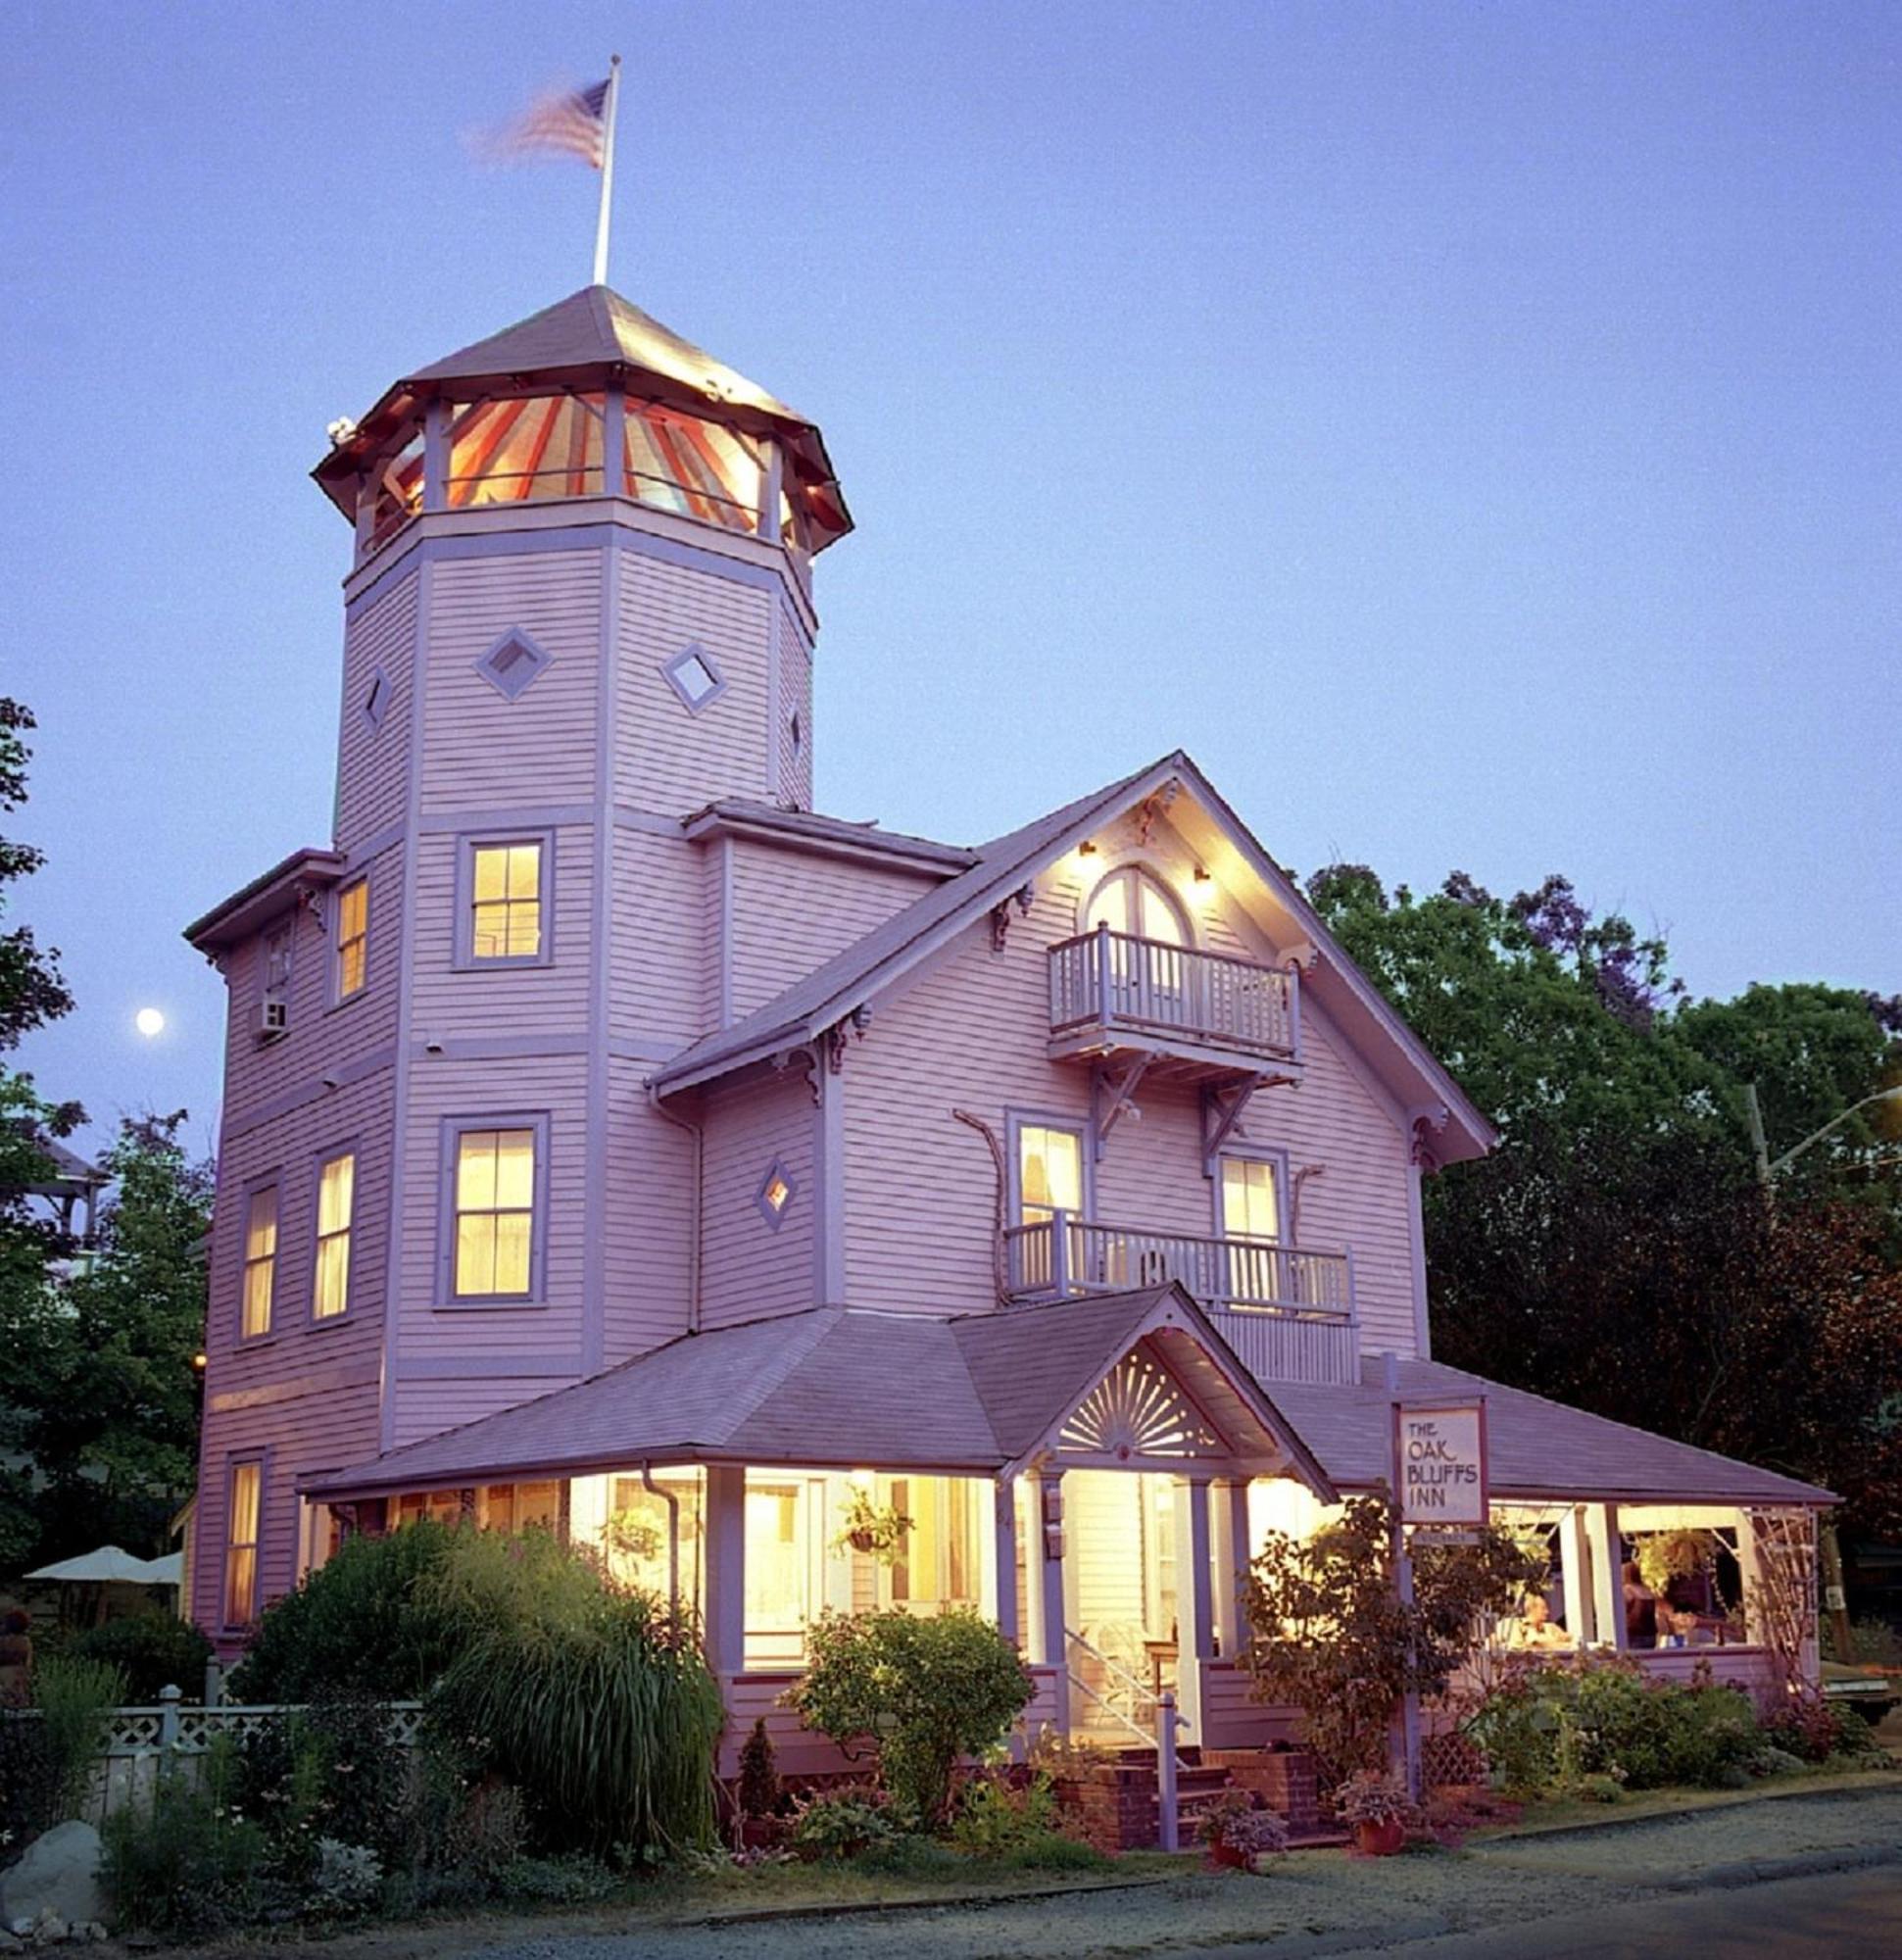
[831,1490,914,1567]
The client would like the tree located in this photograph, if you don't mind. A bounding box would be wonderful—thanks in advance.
[5,1114,212,1567]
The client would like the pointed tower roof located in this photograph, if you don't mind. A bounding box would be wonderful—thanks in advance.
[314,285,850,545]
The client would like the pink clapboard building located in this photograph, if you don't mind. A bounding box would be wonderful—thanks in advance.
[185,286,1829,1766]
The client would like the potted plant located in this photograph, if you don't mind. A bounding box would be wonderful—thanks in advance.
[1334,1770,1414,1856]
[736,1717,783,1848]
[832,1489,913,1564]
[1198,1788,1289,1870]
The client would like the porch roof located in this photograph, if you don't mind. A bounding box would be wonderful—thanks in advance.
[300,1287,1332,1501]
[1274,1357,1837,1510]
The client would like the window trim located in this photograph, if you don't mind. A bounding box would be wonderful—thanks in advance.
[309,1142,361,1325]
[221,1451,268,1634]
[472,626,554,702]
[258,915,295,1042]
[453,830,556,970]
[660,642,728,714]
[238,1173,282,1345]
[1212,1145,1292,1245]
[1005,1108,1095,1227]
[330,876,369,1005]
[1077,858,1196,949]
[435,1112,552,1309]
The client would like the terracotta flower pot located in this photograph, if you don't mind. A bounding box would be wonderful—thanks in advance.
[1208,1839,1249,1870]
[1353,1817,1406,1857]
[848,1529,879,1554]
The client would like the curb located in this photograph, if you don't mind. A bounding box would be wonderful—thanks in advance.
[1658,1839,1902,1892]
[1466,1770,1902,1849]
[658,1872,1170,1929]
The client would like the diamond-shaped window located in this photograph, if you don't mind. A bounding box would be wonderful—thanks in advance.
[362,666,390,733]
[662,644,726,714]
[474,630,552,702]
[756,1158,797,1229]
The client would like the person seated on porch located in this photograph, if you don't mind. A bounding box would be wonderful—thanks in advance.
[1501,1593,1572,1651]
[1660,1605,1715,1648]
[1622,1560,1659,1648]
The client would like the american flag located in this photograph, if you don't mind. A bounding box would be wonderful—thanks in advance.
[479,75,611,168]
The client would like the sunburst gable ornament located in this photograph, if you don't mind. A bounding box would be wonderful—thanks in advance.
[1059,1351,1220,1460]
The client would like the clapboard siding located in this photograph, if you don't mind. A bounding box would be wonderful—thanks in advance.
[410,824,594,1035]
[775,601,813,810]
[698,1070,816,1330]
[600,1058,695,1365]
[420,551,604,811]
[841,825,1419,1356]
[727,842,935,1022]
[610,828,705,1048]
[335,570,417,850]
[614,554,774,813]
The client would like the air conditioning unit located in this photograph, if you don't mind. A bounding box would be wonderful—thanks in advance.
[260,1000,289,1039]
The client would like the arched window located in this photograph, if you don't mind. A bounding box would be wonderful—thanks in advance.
[1085,865,1190,946]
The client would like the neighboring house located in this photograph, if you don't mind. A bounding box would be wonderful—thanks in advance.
[185,286,1829,1764]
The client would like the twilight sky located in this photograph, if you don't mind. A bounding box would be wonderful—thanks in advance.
[6,1,1898,1161]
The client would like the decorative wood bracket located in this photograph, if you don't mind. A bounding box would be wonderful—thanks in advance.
[1407,1102,1450,1170]
[988,883,1036,953]
[1200,1075,1266,1175]
[1091,1054,1152,1159]
[773,1045,824,1105]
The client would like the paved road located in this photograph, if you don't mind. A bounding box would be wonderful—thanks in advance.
[1302,1864,1902,1957]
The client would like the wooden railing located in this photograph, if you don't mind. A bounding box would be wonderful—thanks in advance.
[1003,1212,1358,1385]
[1048,927,1299,1060]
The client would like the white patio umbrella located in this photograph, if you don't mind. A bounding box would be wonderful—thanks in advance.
[25,1544,170,1585]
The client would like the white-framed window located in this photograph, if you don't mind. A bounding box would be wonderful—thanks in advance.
[241,1183,278,1340]
[444,1120,544,1302]
[334,878,368,1000]
[1014,1120,1086,1226]
[223,1458,264,1629]
[1219,1152,1285,1242]
[468,839,545,962]
[313,1150,356,1319]
[1085,864,1191,947]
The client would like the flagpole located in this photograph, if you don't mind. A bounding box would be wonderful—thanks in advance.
[592,54,622,287]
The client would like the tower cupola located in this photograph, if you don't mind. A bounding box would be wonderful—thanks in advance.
[314,286,851,568]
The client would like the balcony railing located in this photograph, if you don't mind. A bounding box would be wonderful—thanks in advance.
[1002,1211,1357,1385]
[1048,927,1299,1064]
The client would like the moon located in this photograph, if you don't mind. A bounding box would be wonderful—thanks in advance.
[135,1007,166,1039]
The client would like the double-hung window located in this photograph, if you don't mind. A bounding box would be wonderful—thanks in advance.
[450,1125,539,1299]
[224,1459,263,1628]
[1013,1119,1086,1295]
[241,1185,278,1339]
[314,1151,356,1319]
[469,840,544,961]
[1219,1152,1287,1307]
[334,878,368,999]
[261,922,293,1037]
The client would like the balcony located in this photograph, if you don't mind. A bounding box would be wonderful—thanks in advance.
[1002,1212,1358,1387]
[1047,928,1300,1080]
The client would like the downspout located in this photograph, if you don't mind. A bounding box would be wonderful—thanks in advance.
[639,1459,680,1613]
[649,1086,704,1335]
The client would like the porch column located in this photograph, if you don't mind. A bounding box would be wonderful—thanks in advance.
[1559,1504,1593,1647]
[703,1464,747,1678]
[1174,1474,1215,1740]
[1024,1468,1069,1733]
[1590,1503,1626,1652]
[1210,1478,1253,1659]
[992,1476,1020,1648]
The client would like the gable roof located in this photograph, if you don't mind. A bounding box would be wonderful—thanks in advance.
[1274,1356,1836,1509]
[300,1287,1331,1501]
[682,799,977,874]
[650,751,1494,1160]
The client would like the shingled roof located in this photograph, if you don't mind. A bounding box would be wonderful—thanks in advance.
[300,1288,1332,1500]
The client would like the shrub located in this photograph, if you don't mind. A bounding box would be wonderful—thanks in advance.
[399,1735,530,1904]
[738,1716,779,1819]
[227,1519,461,1702]
[1763,1694,1879,1764]
[498,1852,619,1903]
[32,1653,124,1822]
[1198,1788,1289,1860]
[1332,1770,1415,1829]
[788,1786,902,1859]
[236,1690,414,1879]
[1848,1616,1902,1668]
[305,1838,382,1919]
[785,1607,1035,1826]
[0,1704,58,1846]
[425,1528,722,1859]
[1244,1495,1540,1781]
[68,1614,213,1703]
[948,1770,1060,1857]
[102,1735,267,1938]
[1466,1656,1765,1794]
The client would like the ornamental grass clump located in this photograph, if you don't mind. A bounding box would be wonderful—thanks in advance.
[784,1607,1035,1827]
[424,1527,723,1860]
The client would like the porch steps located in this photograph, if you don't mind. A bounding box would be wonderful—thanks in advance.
[1098,1744,1341,1850]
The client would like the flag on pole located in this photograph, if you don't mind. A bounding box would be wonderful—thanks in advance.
[477,75,612,168]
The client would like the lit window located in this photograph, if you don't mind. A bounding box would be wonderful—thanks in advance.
[1086,865,1189,947]
[756,1159,796,1229]
[314,1151,355,1319]
[1220,1155,1283,1242]
[885,1477,979,1610]
[1017,1123,1084,1226]
[661,643,725,712]
[471,842,543,960]
[453,1127,537,1298]
[335,879,368,999]
[744,1478,809,1662]
[224,1460,263,1627]
[241,1186,278,1339]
